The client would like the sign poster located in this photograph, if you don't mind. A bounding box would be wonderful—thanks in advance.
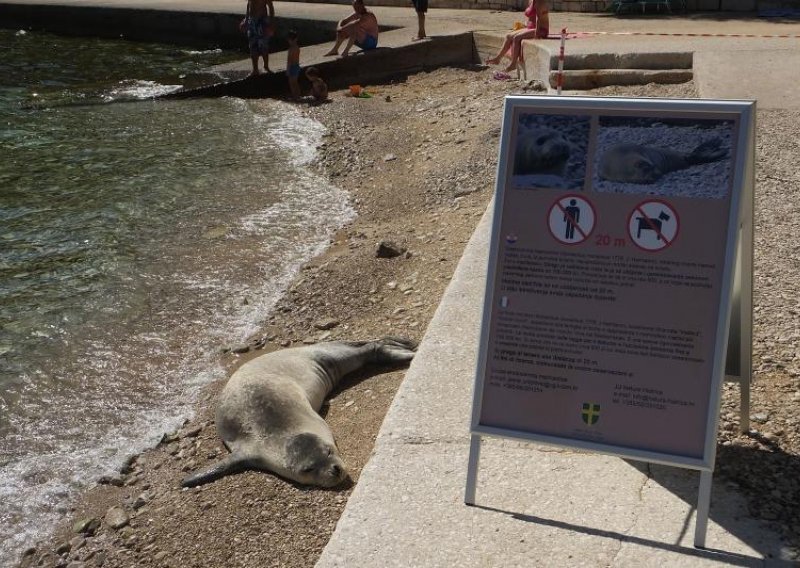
[472,97,754,468]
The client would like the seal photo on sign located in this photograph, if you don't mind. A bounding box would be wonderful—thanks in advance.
[511,113,591,190]
[513,126,572,177]
[182,337,416,488]
[598,138,728,184]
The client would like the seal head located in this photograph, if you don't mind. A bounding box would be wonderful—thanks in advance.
[285,433,346,487]
[513,127,572,177]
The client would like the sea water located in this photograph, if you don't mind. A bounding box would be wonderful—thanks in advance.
[0,29,353,564]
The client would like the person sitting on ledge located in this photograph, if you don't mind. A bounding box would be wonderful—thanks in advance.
[324,0,379,57]
[485,0,550,73]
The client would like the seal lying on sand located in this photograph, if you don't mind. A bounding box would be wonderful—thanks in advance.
[598,138,727,184]
[513,126,572,177]
[182,337,416,488]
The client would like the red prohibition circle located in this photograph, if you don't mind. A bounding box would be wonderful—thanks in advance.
[626,198,680,253]
[546,193,597,246]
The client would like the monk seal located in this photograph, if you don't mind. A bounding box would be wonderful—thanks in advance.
[598,138,727,184]
[513,126,572,177]
[182,337,416,488]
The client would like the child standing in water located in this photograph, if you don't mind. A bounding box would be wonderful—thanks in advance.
[241,0,275,76]
[305,67,329,104]
[286,30,301,99]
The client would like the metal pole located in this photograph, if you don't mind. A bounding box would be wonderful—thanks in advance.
[556,28,566,95]
[464,434,482,505]
[694,470,713,548]
[739,121,755,433]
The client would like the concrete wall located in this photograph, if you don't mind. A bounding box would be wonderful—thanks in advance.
[290,0,529,9]
[0,4,337,49]
[276,0,756,10]
[551,0,613,10]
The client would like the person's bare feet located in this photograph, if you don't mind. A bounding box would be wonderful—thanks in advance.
[485,56,501,65]
[412,35,427,41]
[340,51,351,57]
[504,62,518,72]
[324,49,338,56]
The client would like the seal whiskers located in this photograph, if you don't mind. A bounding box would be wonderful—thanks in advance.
[181,337,416,488]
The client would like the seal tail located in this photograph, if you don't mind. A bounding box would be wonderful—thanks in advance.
[687,138,727,165]
[181,452,252,488]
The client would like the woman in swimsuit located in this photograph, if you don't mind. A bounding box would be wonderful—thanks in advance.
[485,0,550,72]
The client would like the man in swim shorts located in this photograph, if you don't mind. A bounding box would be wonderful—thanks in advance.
[411,0,427,41]
[240,0,275,75]
[324,0,379,57]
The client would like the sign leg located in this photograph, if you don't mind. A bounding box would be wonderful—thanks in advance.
[464,434,482,505]
[694,470,713,548]
[739,377,750,433]
[739,127,755,433]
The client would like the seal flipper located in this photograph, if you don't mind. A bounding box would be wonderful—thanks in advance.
[181,452,254,488]
[372,336,417,365]
[687,138,727,165]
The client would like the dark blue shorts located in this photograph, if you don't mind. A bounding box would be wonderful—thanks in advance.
[286,63,302,78]
[356,35,378,50]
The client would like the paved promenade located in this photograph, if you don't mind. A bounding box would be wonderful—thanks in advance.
[4,0,800,106]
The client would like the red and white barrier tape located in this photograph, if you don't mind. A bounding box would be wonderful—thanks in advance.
[567,31,800,39]
[557,27,567,95]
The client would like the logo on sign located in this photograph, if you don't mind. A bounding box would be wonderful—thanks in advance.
[581,402,601,426]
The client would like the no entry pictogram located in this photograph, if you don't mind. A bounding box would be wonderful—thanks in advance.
[627,199,680,252]
[547,194,596,245]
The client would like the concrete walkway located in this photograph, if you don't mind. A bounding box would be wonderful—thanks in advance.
[4,0,800,104]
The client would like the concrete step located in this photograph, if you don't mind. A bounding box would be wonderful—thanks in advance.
[549,68,693,89]
[473,33,692,71]
[555,51,692,70]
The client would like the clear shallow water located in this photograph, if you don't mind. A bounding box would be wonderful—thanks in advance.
[0,30,353,564]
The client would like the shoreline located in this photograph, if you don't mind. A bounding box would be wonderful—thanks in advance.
[16,69,800,566]
[15,66,511,568]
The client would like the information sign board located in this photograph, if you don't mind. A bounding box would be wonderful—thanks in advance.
[469,96,755,471]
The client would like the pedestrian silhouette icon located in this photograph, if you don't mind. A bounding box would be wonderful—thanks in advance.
[564,199,581,240]
[548,194,595,245]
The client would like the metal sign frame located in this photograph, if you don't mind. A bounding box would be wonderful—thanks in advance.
[465,95,755,548]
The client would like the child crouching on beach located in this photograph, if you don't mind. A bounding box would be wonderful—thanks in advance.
[305,67,328,104]
[286,30,301,99]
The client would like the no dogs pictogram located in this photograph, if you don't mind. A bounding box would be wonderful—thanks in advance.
[627,200,680,252]
[548,194,596,245]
